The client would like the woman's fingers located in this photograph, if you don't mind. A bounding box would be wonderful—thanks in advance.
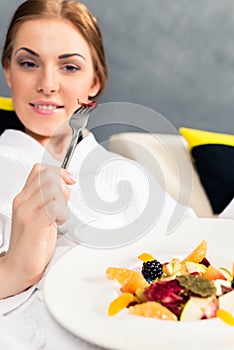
[60,167,77,184]
[14,184,70,227]
[17,200,68,234]
[13,163,76,227]
[20,163,76,201]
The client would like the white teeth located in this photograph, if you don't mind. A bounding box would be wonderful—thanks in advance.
[34,104,58,111]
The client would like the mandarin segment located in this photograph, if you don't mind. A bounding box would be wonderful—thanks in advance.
[108,293,137,316]
[203,265,227,281]
[106,267,143,287]
[120,277,148,294]
[138,252,155,262]
[182,240,208,264]
[129,301,177,321]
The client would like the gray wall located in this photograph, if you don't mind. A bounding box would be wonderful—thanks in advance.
[1,0,234,141]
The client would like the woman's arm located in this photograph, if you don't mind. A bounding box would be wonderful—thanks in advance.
[0,164,76,299]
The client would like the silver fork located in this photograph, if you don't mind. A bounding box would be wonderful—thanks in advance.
[61,102,97,169]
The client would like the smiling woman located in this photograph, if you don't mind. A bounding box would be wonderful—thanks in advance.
[0,0,109,298]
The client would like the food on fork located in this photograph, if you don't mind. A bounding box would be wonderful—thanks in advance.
[106,240,234,324]
[77,99,97,108]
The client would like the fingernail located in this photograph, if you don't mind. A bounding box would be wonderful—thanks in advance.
[68,172,77,182]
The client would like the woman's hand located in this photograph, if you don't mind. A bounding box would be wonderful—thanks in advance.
[0,163,76,298]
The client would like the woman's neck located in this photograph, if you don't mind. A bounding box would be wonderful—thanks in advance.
[25,128,72,161]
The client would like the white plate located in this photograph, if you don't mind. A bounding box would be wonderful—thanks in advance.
[43,218,234,350]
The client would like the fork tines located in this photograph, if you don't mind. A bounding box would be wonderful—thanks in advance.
[61,101,97,169]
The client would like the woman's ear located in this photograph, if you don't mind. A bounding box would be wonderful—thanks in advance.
[89,75,101,98]
[3,64,12,89]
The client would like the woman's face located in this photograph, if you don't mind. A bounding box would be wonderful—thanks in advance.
[4,18,100,144]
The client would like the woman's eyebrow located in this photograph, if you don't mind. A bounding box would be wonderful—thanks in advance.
[15,47,39,57]
[14,48,86,61]
[58,53,86,61]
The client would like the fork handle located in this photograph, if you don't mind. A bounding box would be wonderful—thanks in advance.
[61,129,81,169]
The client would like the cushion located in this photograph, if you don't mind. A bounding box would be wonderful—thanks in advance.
[0,96,24,135]
[179,127,234,214]
[108,132,214,218]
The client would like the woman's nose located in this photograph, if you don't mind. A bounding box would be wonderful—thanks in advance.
[36,67,59,94]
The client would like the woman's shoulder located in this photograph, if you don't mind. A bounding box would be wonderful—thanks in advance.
[0,129,31,151]
[0,130,44,164]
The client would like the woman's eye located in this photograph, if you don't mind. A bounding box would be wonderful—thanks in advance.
[19,61,37,69]
[62,64,80,72]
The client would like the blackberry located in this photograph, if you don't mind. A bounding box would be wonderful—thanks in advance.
[232,279,234,289]
[141,259,163,283]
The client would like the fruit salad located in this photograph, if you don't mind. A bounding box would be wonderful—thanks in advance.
[106,240,234,324]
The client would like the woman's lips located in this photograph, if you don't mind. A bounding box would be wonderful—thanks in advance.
[29,102,64,115]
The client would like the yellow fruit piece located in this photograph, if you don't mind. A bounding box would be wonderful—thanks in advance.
[120,277,148,294]
[182,240,207,264]
[135,286,147,302]
[138,252,155,262]
[106,267,144,287]
[129,301,177,321]
[163,258,182,276]
[108,293,136,316]
[216,309,234,326]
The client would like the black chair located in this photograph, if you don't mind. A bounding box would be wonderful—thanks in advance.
[0,97,24,135]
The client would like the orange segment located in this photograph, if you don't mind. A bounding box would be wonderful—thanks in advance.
[108,293,137,316]
[216,309,234,326]
[106,267,143,286]
[129,301,177,321]
[203,265,226,281]
[182,240,207,264]
[120,277,148,294]
[138,252,155,262]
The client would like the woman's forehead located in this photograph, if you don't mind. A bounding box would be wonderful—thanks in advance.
[12,18,92,60]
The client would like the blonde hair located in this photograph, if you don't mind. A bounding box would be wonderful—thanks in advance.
[1,0,108,97]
